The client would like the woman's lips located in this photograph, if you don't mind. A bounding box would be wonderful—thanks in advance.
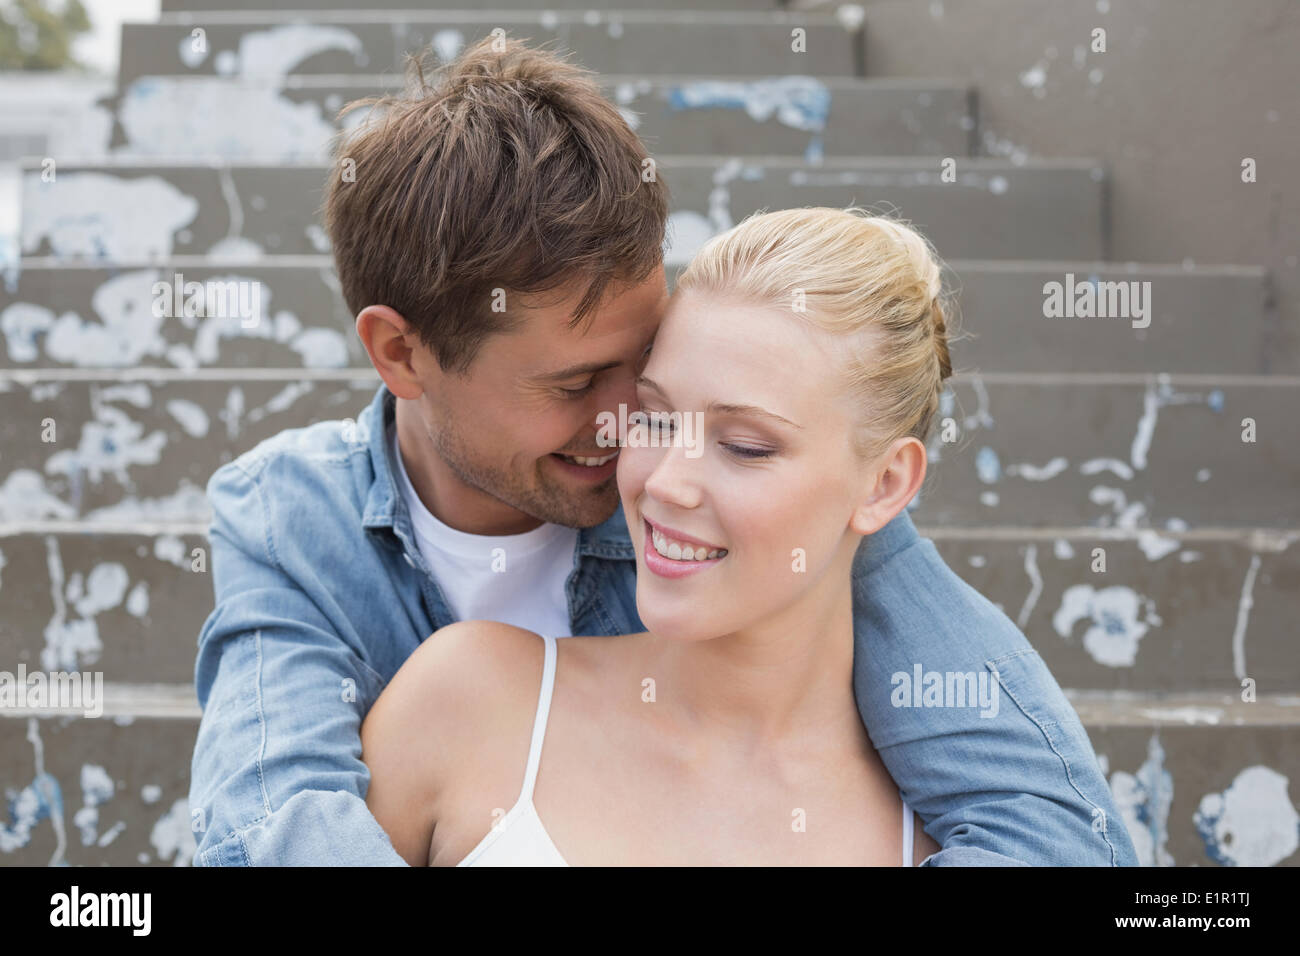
[642,518,728,579]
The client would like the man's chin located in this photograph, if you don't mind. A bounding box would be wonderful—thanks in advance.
[532,477,621,529]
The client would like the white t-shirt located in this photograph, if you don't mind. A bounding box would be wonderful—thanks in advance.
[390,430,577,637]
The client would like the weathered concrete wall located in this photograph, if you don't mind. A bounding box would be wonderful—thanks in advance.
[821,0,1300,355]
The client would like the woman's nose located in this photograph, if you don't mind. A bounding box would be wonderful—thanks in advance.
[642,434,704,510]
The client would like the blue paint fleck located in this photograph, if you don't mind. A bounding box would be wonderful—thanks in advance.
[976,446,1001,484]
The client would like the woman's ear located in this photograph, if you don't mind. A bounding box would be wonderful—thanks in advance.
[356,305,435,400]
[848,437,928,537]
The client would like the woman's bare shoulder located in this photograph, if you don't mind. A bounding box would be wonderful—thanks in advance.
[360,621,548,863]
[386,621,547,721]
[363,623,546,783]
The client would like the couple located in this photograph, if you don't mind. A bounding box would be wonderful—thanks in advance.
[190,36,1136,867]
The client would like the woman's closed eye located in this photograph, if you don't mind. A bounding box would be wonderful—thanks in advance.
[721,442,774,460]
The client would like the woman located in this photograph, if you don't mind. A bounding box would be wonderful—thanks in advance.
[361,206,951,865]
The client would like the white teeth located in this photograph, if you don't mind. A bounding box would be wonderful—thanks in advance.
[651,527,728,562]
[562,451,618,467]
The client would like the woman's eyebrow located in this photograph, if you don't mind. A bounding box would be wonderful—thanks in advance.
[636,375,802,429]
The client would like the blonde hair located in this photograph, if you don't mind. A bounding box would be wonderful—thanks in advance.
[674,206,957,461]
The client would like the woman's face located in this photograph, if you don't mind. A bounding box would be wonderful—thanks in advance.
[617,290,878,643]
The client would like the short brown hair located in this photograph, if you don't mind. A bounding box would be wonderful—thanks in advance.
[323,36,670,374]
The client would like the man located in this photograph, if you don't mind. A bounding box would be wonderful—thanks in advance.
[189,37,1136,866]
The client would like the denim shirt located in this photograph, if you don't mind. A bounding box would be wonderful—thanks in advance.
[191,383,1137,866]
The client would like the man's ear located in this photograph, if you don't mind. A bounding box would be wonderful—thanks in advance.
[356,305,432,401]
[848,437,928,537]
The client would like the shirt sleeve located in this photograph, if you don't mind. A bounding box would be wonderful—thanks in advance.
[851,533,1139,867]
[189,461,409,867]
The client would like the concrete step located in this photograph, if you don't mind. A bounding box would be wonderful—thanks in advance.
[0,374,1295,528]
[93,76,972,162]
[7,258,1278,376]
[163,0,781,9]
[0,526,1294,691]
[120,13,862,86]
[921,375,1300,529]
[14,159,1102,272]
[1,708,1295,865]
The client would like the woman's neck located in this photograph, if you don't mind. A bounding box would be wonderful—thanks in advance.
[639,569,866,758]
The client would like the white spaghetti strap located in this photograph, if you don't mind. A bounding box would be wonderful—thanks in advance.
[517,634,557,805]
[902,798,914,867]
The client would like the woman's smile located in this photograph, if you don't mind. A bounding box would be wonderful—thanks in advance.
[642,517,729,579]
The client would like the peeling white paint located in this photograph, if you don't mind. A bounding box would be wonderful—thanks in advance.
[0,720,67,862]
[226,24,365,81]
[665,211,715,268]
[1006,456,1068,481]
[72,763,115,846]
[220,385,245,440]
[431,29,465,64]
[149,797,196,866]
[305,223,330,253]
[0,469,77,521]
[45,400,168,486]
[22,172,199,260]
[126,580,149,618]
[1232,554,1261,681]
[153,534,188,567]
[73,562,129,618]
[1195,766,1299,867]
[1053,583,1161,667]
[43,536,103,671]
[975,446,1001,483]
[667,77,830,134]
[1017,543,1042,628]
[1080,457,1134,480]
[289,327,349,367]
[166,398,210,438]
[1,302,56,361]
[1136,706,1222,725]
[246,381,314,424]
[1136,530,1180,562]
[118,78,335,162]
[83,480,210,525]
[1131,377,1225,472]
[1110,734,1174,866]
[41,269,168,367]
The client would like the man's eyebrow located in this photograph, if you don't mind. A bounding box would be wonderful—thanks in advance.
[636,375,804,430]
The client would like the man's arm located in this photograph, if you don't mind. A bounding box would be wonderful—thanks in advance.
[851,511,1139,866]
[189,461,408,867]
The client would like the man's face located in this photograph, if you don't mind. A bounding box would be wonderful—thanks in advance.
[410,266,667,530]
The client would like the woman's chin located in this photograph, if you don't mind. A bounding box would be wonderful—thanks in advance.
[635,602,722,644]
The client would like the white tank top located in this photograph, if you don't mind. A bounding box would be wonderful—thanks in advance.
[456,634,919,867]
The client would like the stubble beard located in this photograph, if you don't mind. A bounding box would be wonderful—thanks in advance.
[431,417,621,530]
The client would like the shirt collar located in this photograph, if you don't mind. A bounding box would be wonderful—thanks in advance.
[360,382,634,560]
